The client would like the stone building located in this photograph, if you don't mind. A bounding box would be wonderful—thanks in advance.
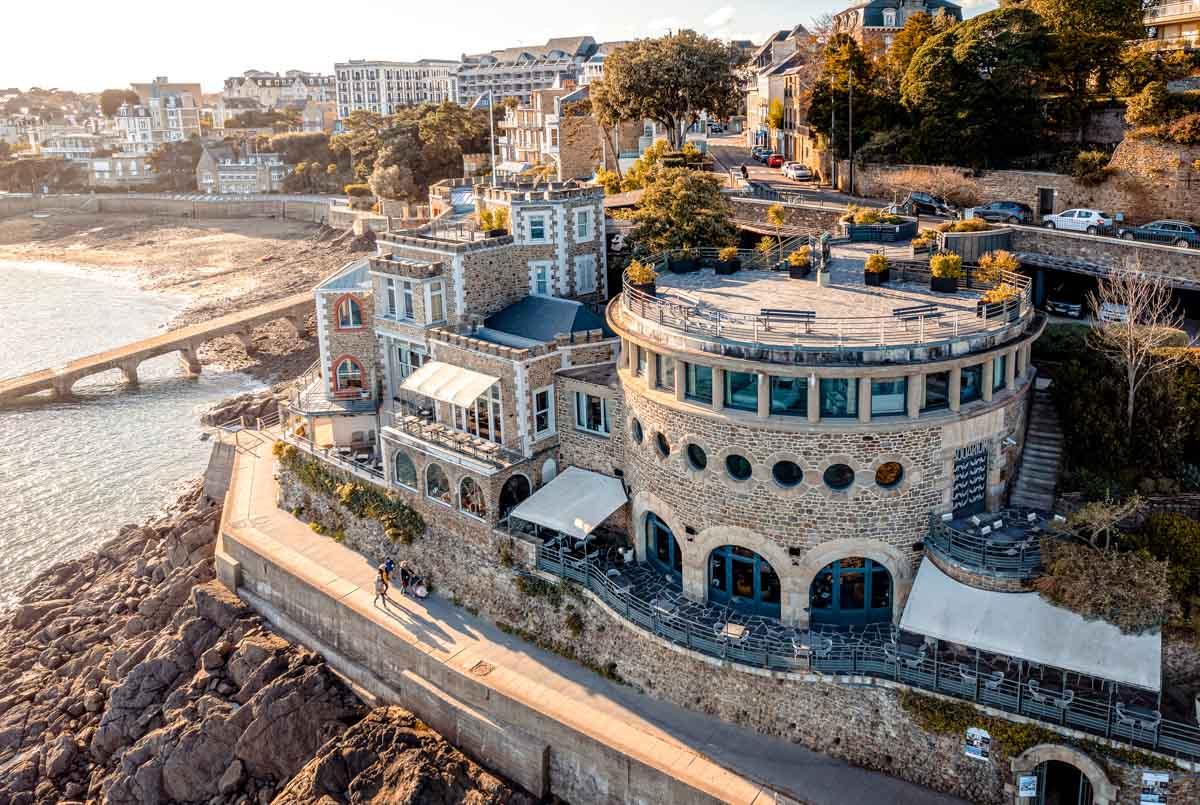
[222,69,334,109]
[832,0,963,50]
[333,59,460,119]
[195,143,291,194]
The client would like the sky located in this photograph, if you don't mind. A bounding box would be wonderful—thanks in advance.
[3,0,999,93]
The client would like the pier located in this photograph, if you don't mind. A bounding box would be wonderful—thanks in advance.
[0,292,313,403]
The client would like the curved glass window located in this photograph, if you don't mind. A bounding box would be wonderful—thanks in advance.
[769,376,807,416]
[923,371,950,412]
[708,545,781,618]
[960,364,984,404]
[772,460,804,488]
[686,443,708,471]
[631,418,644,444]
[809,558,892,627]
[460,476,486,519]
[655,432,671,458]
[726,453,752,481]
[823,463,855,490]
[646,513,682,580]
[392,451,417,489]
[337,297,363,328]
[426,464,451,505]
[870,378,907,417]
[724,371,758,412]
[819,377,858,418]
[875,462,904,489]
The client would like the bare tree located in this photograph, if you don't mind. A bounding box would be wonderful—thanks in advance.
[1088,263,1193,435]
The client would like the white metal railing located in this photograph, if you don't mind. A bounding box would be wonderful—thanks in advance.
[621,258,1033,351]
[1145,1,1200,21]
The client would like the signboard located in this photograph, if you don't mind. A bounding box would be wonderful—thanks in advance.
[953,442,989,518]
[1140,771,1169,804]
[1017,774,1038,798]
[963,726,991,762]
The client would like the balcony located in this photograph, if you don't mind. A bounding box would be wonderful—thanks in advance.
[924,509,1057,580]
[382,401,523,473]
[1145,1,1200,25]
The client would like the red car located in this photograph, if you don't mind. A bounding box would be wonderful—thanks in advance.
[767,154,784,168]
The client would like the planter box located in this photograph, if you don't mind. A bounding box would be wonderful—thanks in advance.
[841,219,919,243]
[629,281,657,297]
[715,259,741,275]
[788,263,811,279]
[668,258,698,274]
[977,301,1020,322]
[864,268,890,286]
[930,276,960,293]
[938,228,1013,263]
[484,228,508,238]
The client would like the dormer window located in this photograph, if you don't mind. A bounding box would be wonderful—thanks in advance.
[882,8,897,27]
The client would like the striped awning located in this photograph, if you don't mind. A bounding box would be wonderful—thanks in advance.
[400,361,498,408]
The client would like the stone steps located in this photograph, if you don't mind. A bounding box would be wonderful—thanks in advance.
[1010,387,1064,511]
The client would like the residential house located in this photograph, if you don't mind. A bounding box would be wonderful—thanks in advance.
[302,100,337,133]
[457,37,598,106]
[88,152,157,188]
[130,77,202,107]
[334,59,460,119]
[116,79,202,155]
[222,70,335,109]
[832,1,963,50]
[579,41,630,85]
[196,142,291,194]
[1144,0,1200,50]
[744,27,816,160]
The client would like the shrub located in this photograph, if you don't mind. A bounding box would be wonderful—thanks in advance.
[756,235,775,256]
[718,245,739,262]
[976,250,1020,283]
[1071,150,1113,186]
[910,230,936,249]
[980,283,1020,304]
[930,253,963,280]
[626,259,657,284]
[478,207,509,231]
[343,182,372,197]
[1166,113,1200,146]
[949,218,992,233]
[1126,81,1171,127]
[1125,513,1200,620]
[788,246,811,268]
[842,205,903,226]
[865,253,888,273]
[1033,539,1178,634]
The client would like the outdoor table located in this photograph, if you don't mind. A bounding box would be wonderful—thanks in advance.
[719,622,748,641]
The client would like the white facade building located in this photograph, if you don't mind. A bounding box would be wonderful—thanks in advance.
[334,59,460,119]
[223,70,335,109]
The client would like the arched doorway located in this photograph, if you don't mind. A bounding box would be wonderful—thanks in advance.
[708,545,781,618]
[498,474,531,521]
[809,557,892,627]
[645,513,681,581]
[1033,760,1093,805]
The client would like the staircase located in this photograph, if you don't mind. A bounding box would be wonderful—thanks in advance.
[1010,383,1064,511]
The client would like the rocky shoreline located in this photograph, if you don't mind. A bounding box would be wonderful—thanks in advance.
[0,481,532,804]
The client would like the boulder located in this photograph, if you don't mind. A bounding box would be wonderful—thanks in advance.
[44,734,77,778]
[11,600,72,630]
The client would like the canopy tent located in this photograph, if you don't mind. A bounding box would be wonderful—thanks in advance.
[509,467,627,542]
[496,161,531,174]
[900,561,1161,691]
[400,361,498,408]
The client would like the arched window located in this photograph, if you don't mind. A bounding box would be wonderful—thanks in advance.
[809,557,892,628]
[392,451,417,489]
[337,296,363,328]
[541,458,557,484]
[460,476,486,519]
[426,464,451,505]
[645,513,682,580]
[498,474,531,521]
[708,546,780,618]
[334,357,364,391]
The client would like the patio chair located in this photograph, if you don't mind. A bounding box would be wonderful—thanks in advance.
[984,671,1006,691]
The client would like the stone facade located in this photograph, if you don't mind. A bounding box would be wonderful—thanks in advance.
[1010,227,1200,287]
[728,197,843,233]
[317,285,378,401]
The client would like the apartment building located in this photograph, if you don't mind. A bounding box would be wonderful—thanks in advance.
[1144,1,1200,49]
[457,37,597,106]
[88,153,157,188]
[116,78,202,155]
[223,69,335,108]
[28,129,116,161]
[196,142,290,194]
[579,41,630,85]
[334,59,460,118]
[832,0,962,50]
[744,26,818,165]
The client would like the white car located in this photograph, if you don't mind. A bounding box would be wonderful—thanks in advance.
[782,162,813,181]
[1041,208,1113,235]
[1098,302,1128,323]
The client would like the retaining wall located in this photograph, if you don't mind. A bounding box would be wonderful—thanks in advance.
[0,194,328,223]
[1009,227,1200,286]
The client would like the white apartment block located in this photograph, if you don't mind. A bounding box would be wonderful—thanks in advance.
[334,59,459,118]
[457,37,597,106]
[223,70,335,109]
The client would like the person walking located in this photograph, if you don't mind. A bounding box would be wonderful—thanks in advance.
[374,569,389,607]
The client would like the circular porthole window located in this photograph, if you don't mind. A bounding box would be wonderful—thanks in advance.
[725,453,753,481]
[655,432,671,458]
[875,461,904,489]
[772,460,804,488]
[823,463,855,491]
[631,419,644,444]
[686,443,708,471]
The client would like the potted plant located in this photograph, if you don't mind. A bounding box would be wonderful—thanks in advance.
[930,253,963,293]
[787,246,811,279]
[626,259,658,296]
[976,249,1019,285]
[977,283,1021,322]
[668,247,698,274]
[910,230,935,255]
[478,207,509,237]
[716,245,741,275]
[864,253,889,286]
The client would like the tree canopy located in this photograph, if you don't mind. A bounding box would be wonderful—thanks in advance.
[148,136,203,192]
[99,88,140,118]
[0,157,84,193]
[591,31,741,150]
[623,168,735,253]
[808,34,896,162]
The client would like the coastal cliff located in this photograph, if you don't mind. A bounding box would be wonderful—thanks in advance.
[0,482,531,804]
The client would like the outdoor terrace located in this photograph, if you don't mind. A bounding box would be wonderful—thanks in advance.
[382,399,524,473]
[925,508,1063,580]
[614,245,1033,363]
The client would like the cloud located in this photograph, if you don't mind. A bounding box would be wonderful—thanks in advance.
[704,6,736,29]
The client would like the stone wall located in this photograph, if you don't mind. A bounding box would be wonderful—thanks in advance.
[318,288,378,400]
[0,194,330,223]
[728,197,843,232]
[1010,227,1200,286]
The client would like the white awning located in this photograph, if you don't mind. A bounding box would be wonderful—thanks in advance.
[900,561,1161,691]
[496,161,530,174]
[400,361,498,408]
[510,467,627,541]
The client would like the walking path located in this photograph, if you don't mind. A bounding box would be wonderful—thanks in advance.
[219,433,964,805]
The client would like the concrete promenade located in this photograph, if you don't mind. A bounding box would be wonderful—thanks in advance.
[0,292,313,403]
[217,432,963,804]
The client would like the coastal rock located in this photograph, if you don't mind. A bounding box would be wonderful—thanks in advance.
[12,600,72,630]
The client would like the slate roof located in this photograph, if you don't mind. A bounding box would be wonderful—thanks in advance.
[484,296,611,343]
[839,0,962,28]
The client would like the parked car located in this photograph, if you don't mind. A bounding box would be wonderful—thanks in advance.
[965,201,1035,225]
[1043,278,1089,319]
[1041,209,1113,235]
[751,146,771,162]
[782,162,814,181]
[707,122,724,134]
[896,192,957,217]
[1117,219,1200,249]
[767,154,785,168]
[1099,302,1128,323]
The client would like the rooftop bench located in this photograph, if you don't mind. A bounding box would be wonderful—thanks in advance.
[760,308,816,333]
[892,304,943,323]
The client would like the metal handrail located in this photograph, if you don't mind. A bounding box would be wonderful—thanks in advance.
[621,253,1032,351]
[1144,1,1200,20]
[534,543,1200,762]
[386,406,522,467]
[281,431,385,481]
[925,512,1045,579]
